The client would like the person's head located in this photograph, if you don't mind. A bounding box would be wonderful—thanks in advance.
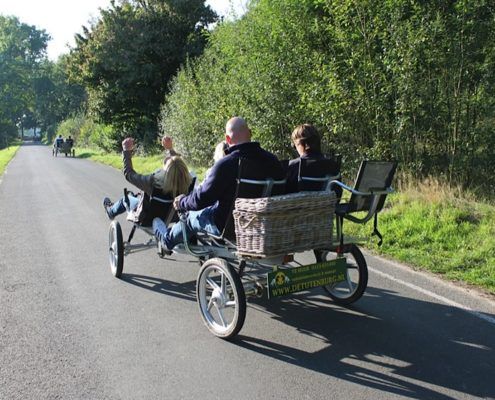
[213,141,228,163]
[291,124,321,156]
[58,135,62,138]
[161,136,173,150]
[225,117,251,146]
[68,136,72,139]
[161,156,192,197]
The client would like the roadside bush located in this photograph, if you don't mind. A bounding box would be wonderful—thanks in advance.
[56,114,118,152]
[161,0,495,191]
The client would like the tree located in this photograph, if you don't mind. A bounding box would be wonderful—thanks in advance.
[0,15,49,147]
[33,56,87,140]
[161,0,495,192]
[67,0,217,150]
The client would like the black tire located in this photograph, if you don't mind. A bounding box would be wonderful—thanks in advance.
[196,258,246,340]
[109,221,124,278]
[316,244,368,305]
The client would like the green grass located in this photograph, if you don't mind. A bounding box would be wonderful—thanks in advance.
[76,147,207,180]
[344,182,495,294]
[0,142,21,176]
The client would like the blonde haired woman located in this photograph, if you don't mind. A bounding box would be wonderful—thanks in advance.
[103,136,192,224]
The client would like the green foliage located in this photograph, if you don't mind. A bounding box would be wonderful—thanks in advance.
[34,56,86,141]
[67,0,217,150]
[56,113,118,152]
[0,142,20,176]
[345,189,495,293]
[161,0,495,193]
[0,15,49,147]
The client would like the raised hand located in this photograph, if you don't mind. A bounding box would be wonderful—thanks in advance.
[122,137,135,151]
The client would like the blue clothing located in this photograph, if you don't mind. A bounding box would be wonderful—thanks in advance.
[55,137,64,148]
[108,194,140,218]
[177,141,284,231]
[164,206,221,249]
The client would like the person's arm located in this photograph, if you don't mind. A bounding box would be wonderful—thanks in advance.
[121,138,155,194]
[162,136,180,160]
[177,159,231,212]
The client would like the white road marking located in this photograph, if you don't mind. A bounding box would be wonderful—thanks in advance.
[369,266,495,326]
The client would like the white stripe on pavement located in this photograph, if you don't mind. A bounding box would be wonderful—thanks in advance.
[369,266,495,326]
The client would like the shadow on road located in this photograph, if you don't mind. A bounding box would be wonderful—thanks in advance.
[120,273,196,302]
[234,286,494,399]
[76,152,93,159]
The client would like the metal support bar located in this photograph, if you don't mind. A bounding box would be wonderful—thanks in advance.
[179,215,212,257]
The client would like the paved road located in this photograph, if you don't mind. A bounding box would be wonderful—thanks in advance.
[1,143,494,400]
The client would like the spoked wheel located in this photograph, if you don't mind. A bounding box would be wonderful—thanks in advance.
[316,244,368,305]
[109,220,124,278]
[196,258,246,339]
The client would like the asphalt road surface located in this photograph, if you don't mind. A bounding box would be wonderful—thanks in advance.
[1,143,494,400]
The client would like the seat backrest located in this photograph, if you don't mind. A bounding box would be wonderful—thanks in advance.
[221,157,286,240]
[348,160,397,213]
[138,189,174,227]
[298,156,341,192]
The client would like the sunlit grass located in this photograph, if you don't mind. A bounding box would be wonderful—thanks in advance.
[76,147,207,181]
[344,178,495,294]
[0,142,21,176]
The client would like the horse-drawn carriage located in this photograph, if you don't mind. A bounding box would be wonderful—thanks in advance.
[108,160,397,339]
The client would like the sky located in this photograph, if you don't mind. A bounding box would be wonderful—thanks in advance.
[0,0,248,60]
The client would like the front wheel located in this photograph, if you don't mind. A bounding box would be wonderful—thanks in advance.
[316,245,368,305]
[109,221,124,278]
[196,258,246,339]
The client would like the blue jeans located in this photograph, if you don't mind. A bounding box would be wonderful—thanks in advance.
[109,194,139,218]
[166,206,221,249]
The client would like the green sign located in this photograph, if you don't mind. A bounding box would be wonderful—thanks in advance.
[267,258,347,298]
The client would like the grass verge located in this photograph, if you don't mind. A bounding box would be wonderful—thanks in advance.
[0,142,21,176]
[345,179,495,294]
[76,147,207,181]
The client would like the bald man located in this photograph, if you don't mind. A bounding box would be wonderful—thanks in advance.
[153,117,285,250]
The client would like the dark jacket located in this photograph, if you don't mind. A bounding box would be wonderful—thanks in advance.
[286,151,340,194]
[178,142,284,231]
[122,148,178,196]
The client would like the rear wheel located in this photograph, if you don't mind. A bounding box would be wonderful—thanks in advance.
[196,258,246,339]
[109,221,124,278]
[316,245,368,305]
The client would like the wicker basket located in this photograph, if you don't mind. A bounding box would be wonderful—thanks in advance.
[233,190,336,257]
